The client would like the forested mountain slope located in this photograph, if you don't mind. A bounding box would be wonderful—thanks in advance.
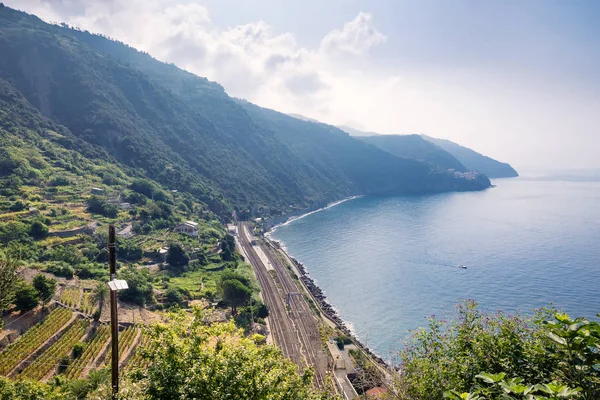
[0,6,490,216]
[358,134,468,172]
[422,135,519,178]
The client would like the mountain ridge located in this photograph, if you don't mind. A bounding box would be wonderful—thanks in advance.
[335,124,519,179]
[0,5,491,218]
[421,135,519,178]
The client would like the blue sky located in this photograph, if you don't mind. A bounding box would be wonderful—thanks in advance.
[8,0,600,170]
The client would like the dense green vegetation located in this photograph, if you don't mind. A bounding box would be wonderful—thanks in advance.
[422,135,519,178]
[0,310,334,400]
[397,301,599,400]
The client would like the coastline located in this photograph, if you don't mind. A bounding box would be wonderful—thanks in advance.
[261,195,389,368]
[264,195,362,232]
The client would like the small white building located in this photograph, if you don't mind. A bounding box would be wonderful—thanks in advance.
[174,221,199,237]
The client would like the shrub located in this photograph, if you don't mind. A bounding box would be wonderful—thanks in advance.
[86,196,118,218]
[166,243,189,271]
[49,176,70,186]
[45,262,74,279]
[0,221,30,244]
[165,287,184,304]
[9,200,27,212]
[13,281,39,312]
[130,178,156,198]
[29,220,49,239]
[398,301,560,399]
[118,266,154,306]
[72,343,85,359]
[252,334,266,345]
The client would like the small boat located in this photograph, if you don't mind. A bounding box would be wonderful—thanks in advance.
[457,264,467,269]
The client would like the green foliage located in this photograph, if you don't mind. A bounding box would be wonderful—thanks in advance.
[48,175,70,186]
[126,310,333,399]
[32,273,57,305]
[86,196,118,218]
[0,377,59,400]
[29,220,49,239]
[9,199,26,211]
[13,280,39,311]
[165,287,184,305]
[116,237,142,261]
[72,342,85,359]
[402,302,600,400]
[45,245,84,266]
[75,263,108,280]
[130,178,158,198]
[44,262,74,279]
[444,373,581,400]
[398,301,557,399]
[118,266,154,306]
[544,313,600,398]
[166,243,189,271]
[0,221,29,244]
[0,247,19,319]
[218,272,252,315]
[220,234,236,262]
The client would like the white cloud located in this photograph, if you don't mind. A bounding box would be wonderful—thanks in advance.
[320,12,386,56]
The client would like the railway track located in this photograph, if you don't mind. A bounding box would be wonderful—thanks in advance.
[237,223,301,365]
[260,240,328,389]
[238,222,328,389]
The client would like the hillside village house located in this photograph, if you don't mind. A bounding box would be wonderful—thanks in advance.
[174,221,198,237]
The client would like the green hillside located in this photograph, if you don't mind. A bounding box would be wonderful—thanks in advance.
[422,135,519,178]
[0,6,489,219]
[358,134,469,172]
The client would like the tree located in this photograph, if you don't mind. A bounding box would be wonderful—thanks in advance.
[118,266,154,306]
[86,196,118,218]
[0,248,20,326]
[32,274,56,309]
[219,278,251,315]
[13,281,39,312]
[130,178,156,198]
[94,281,107,318]
[165,287,184,305]
[0,221,29,244]
[29,220,49,239]
[122,312,333,400]
[166,243,189,270]
[220,234,236,261]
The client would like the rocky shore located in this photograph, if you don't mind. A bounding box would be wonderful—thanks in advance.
[268,239,388,367]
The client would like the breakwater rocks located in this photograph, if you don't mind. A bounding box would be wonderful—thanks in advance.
[287,255,387,367]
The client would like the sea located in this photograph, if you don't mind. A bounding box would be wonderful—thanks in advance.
[269,173,600,362]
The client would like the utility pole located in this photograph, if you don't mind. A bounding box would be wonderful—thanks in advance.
[108,225,119,399]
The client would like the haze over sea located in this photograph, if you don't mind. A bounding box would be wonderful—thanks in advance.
[270,173,600,362]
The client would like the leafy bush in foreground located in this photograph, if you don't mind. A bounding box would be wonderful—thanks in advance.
[398,301,600,400]
[117,309,336,400]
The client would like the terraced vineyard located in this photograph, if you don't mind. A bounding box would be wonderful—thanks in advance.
[105,326,138,366]
[64,324,110,379]
[80,292,97,315]
[19,319,89,380]
[0,308,73,375]
[124,332,150,371]
[61,287,82,308]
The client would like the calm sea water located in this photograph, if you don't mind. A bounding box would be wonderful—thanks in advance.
[269,177,600,361]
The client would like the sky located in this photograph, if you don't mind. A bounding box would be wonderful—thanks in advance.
[7,0,600,170]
